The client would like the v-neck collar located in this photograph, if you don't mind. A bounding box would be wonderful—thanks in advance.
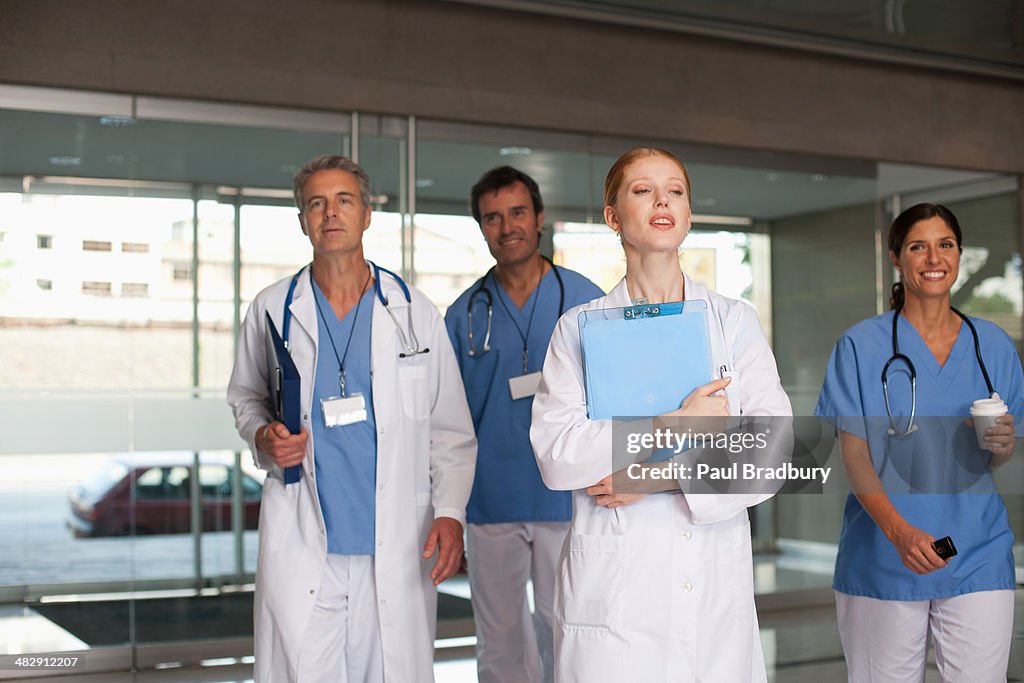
[311,276,373,327]
[492,268,553,320]
[896,313,969,391]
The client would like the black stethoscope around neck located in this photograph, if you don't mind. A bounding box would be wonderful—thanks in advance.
[467,255,565,357]
[282,260,429,358]
[882,305,995,436]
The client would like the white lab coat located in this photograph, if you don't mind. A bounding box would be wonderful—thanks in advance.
[530,276,791,682]
[227,263,476,683]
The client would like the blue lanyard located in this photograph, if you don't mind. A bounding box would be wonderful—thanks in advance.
[310,267,371,396]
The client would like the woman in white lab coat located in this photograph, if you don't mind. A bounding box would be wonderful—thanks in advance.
[530,148,791,682]
[227,264,476,683]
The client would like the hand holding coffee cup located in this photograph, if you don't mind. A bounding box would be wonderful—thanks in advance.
[970,394,1010,451]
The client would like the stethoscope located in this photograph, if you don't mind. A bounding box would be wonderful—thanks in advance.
[466,255,565,357]
[282,261,429,358]
[882,306,994,436]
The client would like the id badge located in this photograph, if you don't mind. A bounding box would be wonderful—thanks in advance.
[508,372,542,400]
[322,393,367,428]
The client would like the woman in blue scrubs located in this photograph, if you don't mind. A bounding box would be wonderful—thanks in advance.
[816,203,1023,681]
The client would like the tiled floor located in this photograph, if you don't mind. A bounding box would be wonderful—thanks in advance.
[4,551,1024,682]
[14,601,1024,683]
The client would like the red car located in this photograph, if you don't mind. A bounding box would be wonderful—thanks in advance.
[67,454,263,537]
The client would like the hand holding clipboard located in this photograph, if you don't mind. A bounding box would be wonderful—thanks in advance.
[264,312,305,484]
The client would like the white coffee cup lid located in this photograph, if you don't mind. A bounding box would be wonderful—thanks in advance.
[971,393,1007,414]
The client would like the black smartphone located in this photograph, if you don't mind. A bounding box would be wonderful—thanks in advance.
[932,536,958,560]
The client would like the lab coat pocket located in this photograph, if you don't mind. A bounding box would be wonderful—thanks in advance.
[561,534,624,629]
[398,364,430,420]
[257,476,295,553]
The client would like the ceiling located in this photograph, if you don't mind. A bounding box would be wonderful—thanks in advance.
[448,0,1023,76]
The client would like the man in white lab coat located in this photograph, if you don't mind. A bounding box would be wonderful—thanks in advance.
[227,154,476,683]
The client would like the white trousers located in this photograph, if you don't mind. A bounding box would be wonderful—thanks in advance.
[468,521,569,683]
[835,589,1013,683]
[298,554,384,683]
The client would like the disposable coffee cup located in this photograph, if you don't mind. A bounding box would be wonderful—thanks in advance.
[970,394,1008,450]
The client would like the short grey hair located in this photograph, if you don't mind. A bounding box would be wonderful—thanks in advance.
[292,154,372,211]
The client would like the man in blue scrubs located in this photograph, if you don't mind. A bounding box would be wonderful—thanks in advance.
[445,167,603,683]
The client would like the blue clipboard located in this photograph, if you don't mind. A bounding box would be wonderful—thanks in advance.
[579,300,713,419]
[265,312,302,485]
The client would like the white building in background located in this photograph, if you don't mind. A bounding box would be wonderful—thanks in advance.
[0,193,504,329]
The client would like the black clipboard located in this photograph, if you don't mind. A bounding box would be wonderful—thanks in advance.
[265,312,302,485]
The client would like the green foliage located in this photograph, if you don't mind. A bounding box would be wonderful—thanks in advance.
[962,292,1016,315]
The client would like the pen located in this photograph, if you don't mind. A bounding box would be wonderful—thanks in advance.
[719,365,727,379]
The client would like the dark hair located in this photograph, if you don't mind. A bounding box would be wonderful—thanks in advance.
[470,166,544,225]
[888,203,963,310]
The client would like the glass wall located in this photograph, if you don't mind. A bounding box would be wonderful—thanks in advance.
[0,92,352,671]
[0,84,1020,673]
[770,165,1022,551]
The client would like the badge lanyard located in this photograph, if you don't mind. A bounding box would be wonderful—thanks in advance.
[312,268,372,427]
[493,267,547,400]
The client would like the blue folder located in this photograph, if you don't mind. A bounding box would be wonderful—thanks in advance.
[579,300,713,420]
[265,312,302,485]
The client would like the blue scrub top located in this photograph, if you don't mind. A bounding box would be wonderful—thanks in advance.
[445,265,603,525]
[816,311,1024,600]
[311,280,378,556]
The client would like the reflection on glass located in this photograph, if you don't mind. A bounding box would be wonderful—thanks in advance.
[408,213,492,311]
[198,200,237,389]
[0,192,195,389]
[553,223,769,331]
[946,193,1023,345]
[239,204,312,306]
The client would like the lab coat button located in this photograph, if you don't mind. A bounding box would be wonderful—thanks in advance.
[683,531,692,540]
[309,589,315,595]
[303,414,309,421]
[683,582,693,592]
